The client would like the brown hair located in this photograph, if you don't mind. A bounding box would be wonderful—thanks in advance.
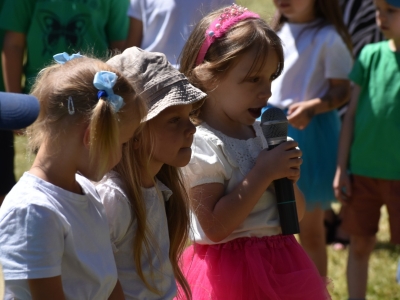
[271,0,353,54]
[179,8,284,124]
[114,122,191,299]
[28,56,146,177]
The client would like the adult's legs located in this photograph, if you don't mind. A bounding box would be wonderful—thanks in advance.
[347,235,376,299]
[299,207,327,277]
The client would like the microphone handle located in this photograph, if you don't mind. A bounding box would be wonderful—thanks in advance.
[274,177,300,235]
[268,143,300,235]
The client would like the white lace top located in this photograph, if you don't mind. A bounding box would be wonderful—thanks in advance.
[184,121,281,245]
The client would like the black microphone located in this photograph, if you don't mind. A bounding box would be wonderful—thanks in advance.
[261,107,300,235]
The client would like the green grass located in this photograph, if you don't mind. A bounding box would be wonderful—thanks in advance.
[12,1,400,298]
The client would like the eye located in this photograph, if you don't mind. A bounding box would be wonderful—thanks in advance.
[248,77,260,83]
[169,117,180,124]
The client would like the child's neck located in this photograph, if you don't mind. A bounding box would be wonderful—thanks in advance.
[140,161,162,189]
[389,39,400,52]
[286,12,316,24]
[29,141,83,194]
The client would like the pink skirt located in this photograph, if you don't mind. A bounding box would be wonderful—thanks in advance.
[178,235,330,300]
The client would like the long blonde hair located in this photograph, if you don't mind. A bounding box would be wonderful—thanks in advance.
[113,121,191,300]
[179,8,284,124]
[28,56,146,176]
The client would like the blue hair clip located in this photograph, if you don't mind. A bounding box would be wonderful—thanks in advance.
[53,52,84,64]
[93,71,125,112]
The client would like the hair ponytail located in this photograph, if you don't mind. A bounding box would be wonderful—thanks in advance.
[29,56,145,179]
[89,97,120,176]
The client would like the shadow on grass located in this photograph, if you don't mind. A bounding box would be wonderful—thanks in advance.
[374,242,400,254]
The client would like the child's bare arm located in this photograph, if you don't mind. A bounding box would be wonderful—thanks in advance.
[2,31,25,93]
[28,276,66,300]
[190,141,302,242]
[333,84,360,204]
[124,17,143,50]
[287,78,351,129]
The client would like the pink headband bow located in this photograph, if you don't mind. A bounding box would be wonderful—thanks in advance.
[195,4,260,66]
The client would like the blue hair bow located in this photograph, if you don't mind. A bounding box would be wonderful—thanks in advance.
[53,52,84,64]
[93,71,125,112]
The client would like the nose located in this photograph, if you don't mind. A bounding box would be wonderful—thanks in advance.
[259,82,272,102]
[186,119,196,136]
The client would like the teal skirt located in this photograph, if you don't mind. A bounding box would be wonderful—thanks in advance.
[287,110,340,210]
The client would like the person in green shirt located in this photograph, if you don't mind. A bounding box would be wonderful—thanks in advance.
[334,0,400,299]
[0,0,129,94]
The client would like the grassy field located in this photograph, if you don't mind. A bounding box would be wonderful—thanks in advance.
[11,1,400,299]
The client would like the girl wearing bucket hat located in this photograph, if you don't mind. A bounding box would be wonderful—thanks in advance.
[97,47,206,300]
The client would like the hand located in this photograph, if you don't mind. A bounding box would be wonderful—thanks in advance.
[287,101,316,130]
[255,141,303,184]
[333,166,352,205]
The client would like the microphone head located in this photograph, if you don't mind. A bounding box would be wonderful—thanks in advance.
[261,106,288,139]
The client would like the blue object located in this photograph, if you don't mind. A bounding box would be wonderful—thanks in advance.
[0,92,39,130]
[93,71,125,112]
[387,0,400,7]
[397,260,400,284]
[53,52,84,64]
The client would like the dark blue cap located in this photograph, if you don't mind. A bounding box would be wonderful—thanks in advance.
[0,92,40,130]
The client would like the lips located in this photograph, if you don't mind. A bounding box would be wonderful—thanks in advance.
[248,107,262,118]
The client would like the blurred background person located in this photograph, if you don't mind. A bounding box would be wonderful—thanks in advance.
[0,0,129,95]
[125,0,233,67]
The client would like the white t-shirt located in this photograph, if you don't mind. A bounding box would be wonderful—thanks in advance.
[268,21,353,109]
[0,172,117,300]
[97,171,176,300]
[184,122,281,245]
[128,0,233,67]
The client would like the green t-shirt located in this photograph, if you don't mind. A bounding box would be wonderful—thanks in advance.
[349,41,400,180]
[0,0,129,93]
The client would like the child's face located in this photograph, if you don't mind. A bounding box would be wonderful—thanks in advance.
[273,0,316,23]
[208,48,280,127]
[148,104,196,169]
[375,0,400,40]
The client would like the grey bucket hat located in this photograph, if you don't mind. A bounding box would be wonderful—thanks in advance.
[107,47,207,121]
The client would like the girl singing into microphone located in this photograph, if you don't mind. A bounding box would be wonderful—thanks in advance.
[176,4,330,299]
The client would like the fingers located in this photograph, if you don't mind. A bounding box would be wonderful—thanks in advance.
[333,178,352,205]
[287,103,300,115]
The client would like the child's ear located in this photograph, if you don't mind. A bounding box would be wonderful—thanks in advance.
[83,126,91,149]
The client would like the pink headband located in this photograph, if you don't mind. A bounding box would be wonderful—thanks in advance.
[195,4,260,66]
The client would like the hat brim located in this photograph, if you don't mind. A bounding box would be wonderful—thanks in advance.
[0,92,40,130]
[143,81,207,122]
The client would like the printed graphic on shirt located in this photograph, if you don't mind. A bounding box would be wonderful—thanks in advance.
[38,10,90,55]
